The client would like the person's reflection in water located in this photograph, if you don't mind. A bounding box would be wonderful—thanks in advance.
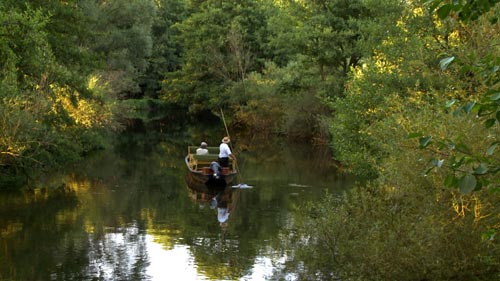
[210,188,232,228]
[217,200,230,227]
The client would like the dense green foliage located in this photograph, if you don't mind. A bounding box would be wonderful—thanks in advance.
[0,2,103,187]
[286,1,500,280]
[0,0,156,187]
[159,0,384,140]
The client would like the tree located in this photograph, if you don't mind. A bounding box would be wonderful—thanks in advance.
[160,0,270,112]
[266,0,370,95]
[0,1,118,187]
[410,0,500,192]
[329,0,447,177]
[93,0,156,98]
[140,0,188,98]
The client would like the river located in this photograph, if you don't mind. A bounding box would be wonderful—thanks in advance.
[0,118,353,281]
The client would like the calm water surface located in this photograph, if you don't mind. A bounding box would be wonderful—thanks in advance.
[0,121,353,281]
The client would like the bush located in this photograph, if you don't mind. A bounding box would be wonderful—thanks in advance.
[288,97,500,280]
[290,182,500,280]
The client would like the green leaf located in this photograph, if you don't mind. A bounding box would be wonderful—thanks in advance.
[476,104,494,117]
[473,163,488,175]
[463,101,476,114]
[437,4,453,19]
[481,229,496,241]
[497,111,500,122]
[485,118,497,128]
[444,174,457,188]
[425,166,435,175]
[439,56,455,70]
[419,136,432,148]
[490,92,500,101]
[455,143,472,154]
[445,99,456,108]
[487,142,499,155]
[459,174,477,194]
[432,159,444,168]
[458,5,472,21]
[450,156,465,169]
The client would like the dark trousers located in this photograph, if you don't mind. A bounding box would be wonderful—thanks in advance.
[218,157,229,168]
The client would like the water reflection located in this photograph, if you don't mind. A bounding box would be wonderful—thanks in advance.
[0,121,353,280]
[185,175,240,230]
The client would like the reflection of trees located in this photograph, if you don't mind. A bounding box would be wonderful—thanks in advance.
[180,179,299,280]
[0,186,82,281]
[86,229,151,281]
[240,140,338,183]
[180,184,254,280]
[190,236,249,280]
[1,120,345,280]
[84,127,264,280]
[0,122,184,280]
[0,183,156,281]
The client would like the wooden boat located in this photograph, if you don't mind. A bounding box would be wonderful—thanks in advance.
[184,174,221,203]
[185,146,238,188]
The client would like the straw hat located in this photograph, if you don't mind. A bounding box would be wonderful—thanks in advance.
[221,136,230,144]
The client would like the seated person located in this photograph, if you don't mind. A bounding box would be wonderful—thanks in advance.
[196,142,209,155]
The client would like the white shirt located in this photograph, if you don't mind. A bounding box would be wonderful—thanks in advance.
[218,207,230,223]
[219,143,231,158]
[196,148,208,155]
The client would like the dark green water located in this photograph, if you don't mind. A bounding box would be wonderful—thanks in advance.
[0,121,353,281]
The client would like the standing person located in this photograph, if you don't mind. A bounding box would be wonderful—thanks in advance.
[218,136,235,168]
[196,142,209,155]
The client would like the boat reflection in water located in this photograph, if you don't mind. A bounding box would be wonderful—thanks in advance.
[185,174,240,228]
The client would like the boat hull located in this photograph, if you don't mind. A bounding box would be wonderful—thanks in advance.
[185,156,237,188]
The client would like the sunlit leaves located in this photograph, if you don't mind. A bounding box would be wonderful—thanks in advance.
[0,2,118,187]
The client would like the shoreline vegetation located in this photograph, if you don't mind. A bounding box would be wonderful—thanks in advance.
[1,0,499,279]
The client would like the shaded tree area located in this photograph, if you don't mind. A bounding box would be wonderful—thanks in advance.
[159,0,379,141]
[0,1,106,187]
[0,0,158,187]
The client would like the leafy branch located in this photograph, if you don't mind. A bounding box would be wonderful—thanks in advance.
[409,1,500,194]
